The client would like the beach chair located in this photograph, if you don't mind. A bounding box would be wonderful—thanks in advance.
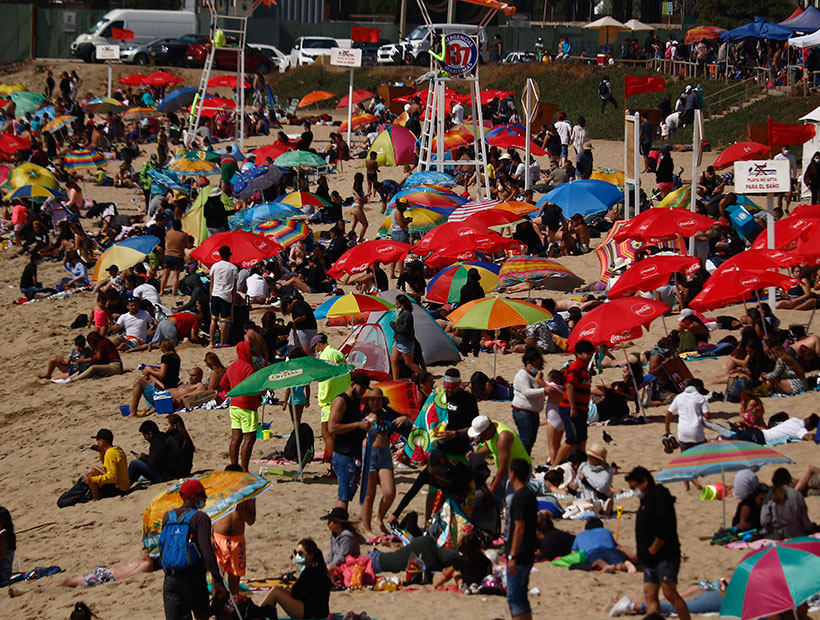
[284,98,300,116]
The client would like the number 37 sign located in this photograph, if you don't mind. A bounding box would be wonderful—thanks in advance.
[439,33,479,75]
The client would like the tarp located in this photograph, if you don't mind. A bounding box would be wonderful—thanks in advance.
[779,5,820,33]
[722,17,794,42]
[339,289,461,379]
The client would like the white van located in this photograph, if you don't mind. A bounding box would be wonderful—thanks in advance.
[377,23,489,65]
[289,36,348,68]
[70,9,196,62]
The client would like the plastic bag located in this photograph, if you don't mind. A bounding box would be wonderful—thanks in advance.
[550,550,586,567]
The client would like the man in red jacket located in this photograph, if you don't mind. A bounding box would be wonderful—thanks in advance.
[221,341,261,471]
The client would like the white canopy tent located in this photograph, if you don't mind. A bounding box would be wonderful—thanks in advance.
[788,30,820,48]
[798,105,820,198]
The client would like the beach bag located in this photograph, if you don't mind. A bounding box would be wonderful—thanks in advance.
[57,477,92,508]
[158,509,201,572]
[551,550,586,567]
[283,423,314,463]
[339,555,376,588]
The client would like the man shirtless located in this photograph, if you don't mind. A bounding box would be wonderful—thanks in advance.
[170,366,210,409]
[212,464,257,595]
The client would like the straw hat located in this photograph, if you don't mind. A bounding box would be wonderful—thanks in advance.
[587,442,608,465]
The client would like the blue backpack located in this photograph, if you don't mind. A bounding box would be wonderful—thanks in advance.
[158,509,201,572]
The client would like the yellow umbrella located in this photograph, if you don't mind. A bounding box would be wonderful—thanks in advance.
[5,184,64,201]
[591,168,625,186]
[42,115,74,133]
[9,163,57,190]
[168,157,219,175]
[656,185,691,209]
[0,84,25,96]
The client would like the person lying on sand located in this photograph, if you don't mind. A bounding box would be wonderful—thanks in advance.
[57,551,157,587]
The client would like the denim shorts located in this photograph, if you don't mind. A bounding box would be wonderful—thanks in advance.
[506,561,533,616]
[332,451,361,501]
[643,557,680,584]
[561,144,569,159]
[369,446,393,471]
[395,340,414,355]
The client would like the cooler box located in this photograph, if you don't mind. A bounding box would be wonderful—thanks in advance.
[728,205,758,240]
[154,391,174,414]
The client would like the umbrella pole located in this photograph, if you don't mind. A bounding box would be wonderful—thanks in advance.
[754,291,769,339]
[661,315,669,336]
[623,346,646,419]
[722,467,726,529]
[289,399,304,482]
[806,305,816,334]
[493,329,497,376]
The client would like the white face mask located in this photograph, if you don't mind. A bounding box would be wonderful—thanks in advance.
[634,488,645,500]
[195,499,206,510]
[293,552,306,565]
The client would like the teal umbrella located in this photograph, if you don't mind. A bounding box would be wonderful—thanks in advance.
[273,150,327,168]
[10,91,47,117]
[229,357,352,481]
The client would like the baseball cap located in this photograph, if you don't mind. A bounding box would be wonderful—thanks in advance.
[310,334,327,349]
[106,264,119,273]
[92,428,113,442]
[150,154,157,161]
[467,415,492,440]
[320,507,350,521]
[350,372,371,388]
[179,479,206,500]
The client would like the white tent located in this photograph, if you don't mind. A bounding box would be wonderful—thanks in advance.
[788,30,820,48]
[624,18,653,31]
[798,105,820,198]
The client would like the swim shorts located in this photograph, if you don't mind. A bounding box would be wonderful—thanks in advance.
[230,406,258,434]
[212,532,247,577]
[83,567,115,586]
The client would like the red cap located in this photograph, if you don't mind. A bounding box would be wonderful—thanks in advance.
[179,479,206,500]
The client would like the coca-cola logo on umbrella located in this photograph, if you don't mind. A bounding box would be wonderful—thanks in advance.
[631,302,655,317]
[741,277,761,287]
[579,322,598,339]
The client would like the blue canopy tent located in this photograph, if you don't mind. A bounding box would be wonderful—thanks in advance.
[721,17,794,41]
[779,6,820,34]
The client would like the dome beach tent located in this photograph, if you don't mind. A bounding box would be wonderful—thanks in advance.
[338,289,461,379]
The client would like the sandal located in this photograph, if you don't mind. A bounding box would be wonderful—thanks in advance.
[661,434,674,454]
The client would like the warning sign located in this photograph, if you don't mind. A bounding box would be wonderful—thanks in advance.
[734,159,790,194]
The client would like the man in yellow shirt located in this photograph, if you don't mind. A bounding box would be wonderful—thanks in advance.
[84,429,130,501]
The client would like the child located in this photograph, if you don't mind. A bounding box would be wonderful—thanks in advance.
[92,292,109,336]
[545,369,566,466]
[361,387,408,539]
[281,348,310,427]
[738,389,765,429]
[365,151,379,198]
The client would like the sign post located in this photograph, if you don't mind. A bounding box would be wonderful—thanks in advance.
[734,159,791,312]
[689,109,703,255]
[521,78,539,191]
[623,111,641,219]
[95,45,120,98]
[330,48,363,147]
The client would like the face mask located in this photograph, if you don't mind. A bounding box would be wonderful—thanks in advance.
[195,499,206,510]
[293,552,306,565]
[815,158,820,163]
[528,367,539,376]
[634,488,645,500]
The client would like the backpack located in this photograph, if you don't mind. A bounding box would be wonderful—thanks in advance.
[159,509,201,572]
[598,81,609,98]
[284,423,314,464]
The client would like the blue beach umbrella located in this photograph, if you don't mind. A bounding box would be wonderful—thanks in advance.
[403,170,458,188]
[535,179,624,217]
[157,88,197,113]
[228,201,303,230]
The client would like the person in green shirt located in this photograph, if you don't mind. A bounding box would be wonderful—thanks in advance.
[310,333,350,460]
[139,155,157,209]
[220,155,238,196]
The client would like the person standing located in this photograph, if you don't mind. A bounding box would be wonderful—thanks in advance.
[160,220,187,297]
[804,151,820,205]
[554,114,572,165]
[458,268,485,358]
[212,464,256,596]
[555,339,594,464]
[438,368,479,457]
[512,349,548,455]
[221,341,261,472]
[328,372,373,510]
[505,458,538,620]
[625,466,691,620]
[159,479,225,620]
[492,33,503,62]
[468,415,531,500]
[45,70,55,99]
[209,245,238,346]
[389,294,423,380]
[640,117,655,173]
[310,333,350,463]
[599,77,618,113]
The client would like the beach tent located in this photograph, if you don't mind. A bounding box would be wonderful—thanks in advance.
[779,6,820,34]
[788,27,820,48]
[798,105,820,198]
[339,289,461,379]
[721,17,793,42]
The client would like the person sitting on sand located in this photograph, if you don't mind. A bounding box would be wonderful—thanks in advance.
[204,352,227,393]
[127,420,184,484]
[40,335,92,381]
[761,468,817,539]
[732,484,767,531]
[320,507,363,573]
[83,429,130,501]
[535,511,574,561]
[128,339,181,417]
[110,297,155,352]
[165,414,196,477]
[571,518,637,573]
[68,332,122,382]
[572,443,613,502]
[58,551,157,587]
[213,464,256,596]
[257,537,331,620]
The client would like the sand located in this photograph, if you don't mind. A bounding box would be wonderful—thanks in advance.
[1,60,818,620]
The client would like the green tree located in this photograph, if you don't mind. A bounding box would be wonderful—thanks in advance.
[692,0,796,30]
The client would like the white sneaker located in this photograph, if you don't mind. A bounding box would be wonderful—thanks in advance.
[609,596,633,617]
[51,378,70,384]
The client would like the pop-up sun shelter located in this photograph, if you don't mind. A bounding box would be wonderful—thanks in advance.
[339,289,461,380]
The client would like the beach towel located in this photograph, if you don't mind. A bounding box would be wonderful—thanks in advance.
[241,575,294,591]
[703,419,800,446]
[2,565,64,585]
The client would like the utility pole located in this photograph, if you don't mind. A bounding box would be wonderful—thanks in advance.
[399,0,407,38]
[447,0,455,23]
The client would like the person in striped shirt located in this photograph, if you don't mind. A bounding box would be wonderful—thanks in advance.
[556,339,595,464]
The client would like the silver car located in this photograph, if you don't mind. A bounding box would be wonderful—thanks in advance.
[120,37,174,66]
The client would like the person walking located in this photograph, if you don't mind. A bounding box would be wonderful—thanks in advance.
[310,334,350,464]
[512,349,548,455]
[555,339,594,464]
[159,479,225,620]
[505,458,537,620]
[625,466,691,620]
[599,77,618,113]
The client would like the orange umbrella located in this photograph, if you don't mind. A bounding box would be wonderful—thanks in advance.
[339,113,379,132]
[495,200,539,216]
[297,90,335,108]
[432,129,474,152]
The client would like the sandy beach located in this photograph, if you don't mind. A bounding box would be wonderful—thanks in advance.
[0,62,818,620]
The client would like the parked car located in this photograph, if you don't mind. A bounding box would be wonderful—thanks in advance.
[289,36,342,68]
[149,33,207,66]
[251,44,290,73]
[118,37,170,65]
[377,23,489,66]
[354,39,391,67]
[501,51,538,64]
[186,43,273,74]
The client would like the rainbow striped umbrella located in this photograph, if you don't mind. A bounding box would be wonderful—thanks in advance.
[432,128,473,152]
[446,297,551,330]
[721,538,820,620]
[316,294,395,319]
[656,440,793,527]
[426,261,500,304]
[5,184,64,201]
[254,219,309,248]
[596,220,685,283]
[64,148,105,171]
[122,107,161,122]
[378,207,446,237]
[142,471,271,556]
[339,113,379,132]
[279,191,330,209]
[498,255,583,291]
[84,97,128,115]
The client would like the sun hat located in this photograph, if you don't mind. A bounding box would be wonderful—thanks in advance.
[587,442,608,464]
